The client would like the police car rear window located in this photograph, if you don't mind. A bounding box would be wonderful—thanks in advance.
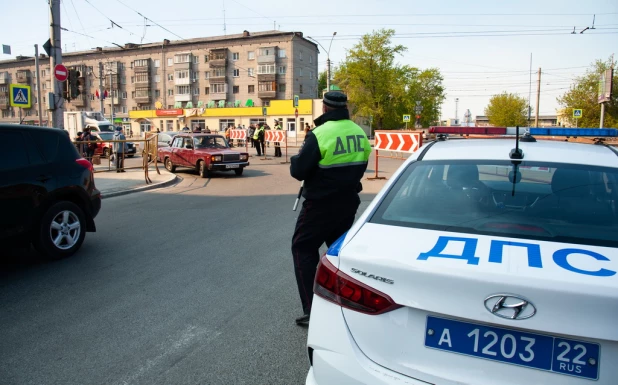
[370,160,618,248]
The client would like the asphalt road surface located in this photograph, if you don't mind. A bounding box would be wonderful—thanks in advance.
[0,152,401,385]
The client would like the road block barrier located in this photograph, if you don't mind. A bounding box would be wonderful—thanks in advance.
[228,129,249,152]
[368,130,423,180]
[264,130,288,163]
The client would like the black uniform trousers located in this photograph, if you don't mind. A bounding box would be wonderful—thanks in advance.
[291,195,361,315]
[274,142,282,157]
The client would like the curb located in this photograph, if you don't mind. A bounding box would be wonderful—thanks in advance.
[101,174,180,199]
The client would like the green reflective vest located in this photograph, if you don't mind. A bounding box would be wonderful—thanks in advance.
[275,124,282,130]
[312,120,371,168]
[253,126,264,140]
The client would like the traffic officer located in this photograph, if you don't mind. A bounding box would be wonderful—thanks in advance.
[253,123,265,156]
[290,91,371,326]
[273,119,283,157]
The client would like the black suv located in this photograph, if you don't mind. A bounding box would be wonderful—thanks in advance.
[0,125,101,259]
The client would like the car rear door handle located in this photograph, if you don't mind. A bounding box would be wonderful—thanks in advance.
[36,175,51,182]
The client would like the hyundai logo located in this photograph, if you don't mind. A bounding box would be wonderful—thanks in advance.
[484,294,536,320]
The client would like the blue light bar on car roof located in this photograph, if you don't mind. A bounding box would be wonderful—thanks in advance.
[529,128,618,137]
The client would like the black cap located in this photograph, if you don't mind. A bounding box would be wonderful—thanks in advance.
[323,91,347,108]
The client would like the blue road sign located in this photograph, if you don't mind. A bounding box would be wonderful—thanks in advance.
[10,84,31,108]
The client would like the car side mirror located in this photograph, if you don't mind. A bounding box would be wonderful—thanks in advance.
[185,144,193,149]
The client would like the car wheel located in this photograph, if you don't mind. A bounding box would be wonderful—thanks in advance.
[32,201,86,260]
[198,160,210,178]
[234,168,244,176]
[103,148,110,158]
[165,157,176,172]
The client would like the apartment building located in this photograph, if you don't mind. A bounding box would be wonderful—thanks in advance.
[0,30,319,124]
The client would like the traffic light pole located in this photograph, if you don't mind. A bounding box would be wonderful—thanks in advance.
[34,44,44,126]
[48,0,64,129]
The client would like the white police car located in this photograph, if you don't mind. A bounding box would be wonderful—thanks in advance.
[306,127,618,385]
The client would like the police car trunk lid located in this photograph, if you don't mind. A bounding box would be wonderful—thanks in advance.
[338,224,617,378]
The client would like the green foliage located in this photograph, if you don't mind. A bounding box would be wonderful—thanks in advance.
[484,92,529,127]
[557,58,617,128]
[317,71,327,98]
[334,29,445,131]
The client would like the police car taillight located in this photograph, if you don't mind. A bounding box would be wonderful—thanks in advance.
[314,255,401,315]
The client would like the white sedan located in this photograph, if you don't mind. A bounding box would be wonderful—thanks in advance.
[306,128,618,385]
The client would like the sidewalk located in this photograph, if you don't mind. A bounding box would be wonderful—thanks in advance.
[94,166,178,199]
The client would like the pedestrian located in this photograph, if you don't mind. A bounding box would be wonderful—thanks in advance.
[182,124,190,131]
[113,126,127,172]
[289,91,371,326]
[248,125,256,148]
[274,119,282,157]
[225,124,232,147]
[156,128,161,133]
[253,123,265,156]
[75,132,84,155]
[204,126,211,134]
[130,129,134,138]
[305,123,311,133]
[82,127,96,163]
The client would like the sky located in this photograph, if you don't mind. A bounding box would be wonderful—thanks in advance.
[2,0,617,121]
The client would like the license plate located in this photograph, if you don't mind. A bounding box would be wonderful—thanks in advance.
[425,316,600,380]
[225,164,239,169]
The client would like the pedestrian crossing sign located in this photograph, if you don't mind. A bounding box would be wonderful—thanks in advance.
[9,84,31,108]
[573,109,583,119]
[403,114,411,123]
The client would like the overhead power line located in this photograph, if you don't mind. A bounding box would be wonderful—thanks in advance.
[82,0,139,39]
[114,0,190,42]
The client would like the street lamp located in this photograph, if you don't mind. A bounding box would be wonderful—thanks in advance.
[307,32,337,94]
[455,98,459,125]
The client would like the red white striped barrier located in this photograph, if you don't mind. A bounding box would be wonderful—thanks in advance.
[265,131,286,142]
[228,129,246,139]
[368,130,423,180]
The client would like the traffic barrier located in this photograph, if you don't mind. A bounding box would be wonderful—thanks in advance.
[228,129,249,153]
[368,130,423,180]
[265,130,288,163]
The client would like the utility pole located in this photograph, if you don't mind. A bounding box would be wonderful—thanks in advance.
[326,58,331,93]
[534,67,541,128]
[49,0,64,128]
[600,54,614,128]
[34,44,44,126]
[528,53,532,126]
[98,62,104,113]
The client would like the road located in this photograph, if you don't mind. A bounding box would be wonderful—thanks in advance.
[0,152,401,385]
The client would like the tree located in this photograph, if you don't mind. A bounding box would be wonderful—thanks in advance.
[317,71,327,98]
[484,92,528,127]
[557,58,617,128]
[334,29,445,131]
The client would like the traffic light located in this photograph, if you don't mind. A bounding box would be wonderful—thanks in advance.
[69,69,81,100]
[63,74,71,102]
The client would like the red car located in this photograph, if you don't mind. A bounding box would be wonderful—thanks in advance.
[158,133,249,177]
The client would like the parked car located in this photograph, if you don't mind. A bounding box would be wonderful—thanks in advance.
[0,124,101,259]
[93,131,137,158]
[306,127,618,384]
[158,133,249,177]
[157,132,177,148]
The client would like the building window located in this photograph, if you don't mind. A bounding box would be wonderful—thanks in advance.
[205,87,210,95]
[34,97,38,104]
[130,76,135,84]
[299,68,303,77]
[259,48,271,56]
[309,55,313,64]
[300,84,303,93]
[168,74,174,81]
[167,58,173,66]
[176,85,190,95]
[204,55,209,63]
[135,73,149,83]
[233,86,239,94]
[155,75,160,83]
[219,119,235,131]
[175,70,189,79]
[131,91,135,98]
[193,87,199,95]
[279,49,286,58]
[42,69,47,76]
[122,106,128,113]
[248,68,254,77]
[168,89,174,96]
[299,51,303,61]
[193,55,198,64]
[192,71,199,80]
[166,120,174,131]
[174,54,190,64]
[121,91,127,99]
[258,81,276,91]
[155,89,160,97]
[248,51,255,60]
[205,71,210,79]
[212,68,225,77]
[257,64,275,74]
[309,71,313,80]
[279,83,286,93]
[134,59,149,67]
[233,69,240,77]
[212,83,226,93]
[278,66,286,74]
[248,85,255,93]
[154,59,160,67]
[232,52,239,61]
[263,100,270,107]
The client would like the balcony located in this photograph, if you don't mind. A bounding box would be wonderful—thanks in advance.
[208,75,226,83]
[257,73,276,82]
[16,71,30,84]
[104,95,121,105]
[134,75,151,85]
[174,94,191,102]
[175,77,191,85]
[257,54,276,64]
[209,49,227,68]
[258,90,276,99]
[133,61,151,73]
[71,95,87,107]
[135,95,151,104]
